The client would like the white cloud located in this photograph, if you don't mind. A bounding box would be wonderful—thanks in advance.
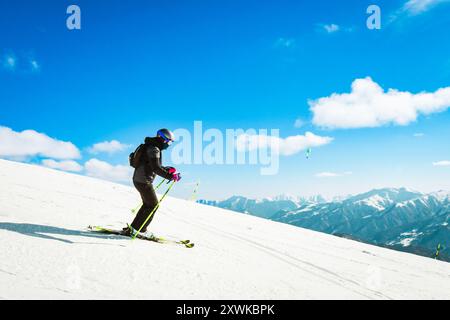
[84,158,132,183]
[402,0,449,15]
[323,24,340,33]
[88,140,130,154]
[3,55,16,70]
[433,161,450,167]
[274,38,296,48]
[236,132,333,156]
[294,118,305,128]
[30,59,40,71]
[42,159,83,172]
[275,38,296,48]
[0,126,81,160]
[310,77,450,129]
[317,24,354,34]
[316,171,352,178]
[413,133,425,137]
[1,51,41,73]
[316,172,341,178]
[389,0,450,23]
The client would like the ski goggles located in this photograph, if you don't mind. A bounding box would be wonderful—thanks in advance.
[157,131,174,145]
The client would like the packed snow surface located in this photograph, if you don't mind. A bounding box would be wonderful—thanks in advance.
[0,159,449,300]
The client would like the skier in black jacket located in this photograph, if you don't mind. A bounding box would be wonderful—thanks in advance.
[124,128,181,236]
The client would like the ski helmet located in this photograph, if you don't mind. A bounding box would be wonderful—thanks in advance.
[157,128,175,145]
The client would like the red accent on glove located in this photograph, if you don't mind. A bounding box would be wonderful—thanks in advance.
[168,167,177,174]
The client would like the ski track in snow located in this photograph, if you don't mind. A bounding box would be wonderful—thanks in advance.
[0,159,449,299]
[163,208,392,300]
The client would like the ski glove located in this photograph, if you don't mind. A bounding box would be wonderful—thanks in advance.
[171,173,181,182]
[167,167,177,174]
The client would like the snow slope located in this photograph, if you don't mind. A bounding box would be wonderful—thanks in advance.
[0,159,449,300]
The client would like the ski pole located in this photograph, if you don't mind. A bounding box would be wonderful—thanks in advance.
[155,179,166,190]
[132,180,176,239]
[131,179,166,214]
[189,181,200,202]
[435,243,441,260]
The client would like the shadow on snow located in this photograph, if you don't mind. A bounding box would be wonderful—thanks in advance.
[0,222,125,245]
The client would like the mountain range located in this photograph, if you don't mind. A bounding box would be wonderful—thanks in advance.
[198,188,450,261]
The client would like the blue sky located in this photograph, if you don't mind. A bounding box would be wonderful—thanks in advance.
[1,0,450,200]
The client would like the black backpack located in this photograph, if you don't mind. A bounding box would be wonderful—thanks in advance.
[129,144,147,168]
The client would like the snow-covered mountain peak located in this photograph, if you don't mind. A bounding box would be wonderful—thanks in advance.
[354,194,390,211]
[429,190,450,202]
[349,188,423,205]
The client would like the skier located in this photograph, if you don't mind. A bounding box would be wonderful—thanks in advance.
[123,128,181,237]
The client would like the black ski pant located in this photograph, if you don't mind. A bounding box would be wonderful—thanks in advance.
[130,181,159,232]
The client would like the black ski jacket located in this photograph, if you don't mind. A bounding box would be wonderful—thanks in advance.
[132,137,173,185]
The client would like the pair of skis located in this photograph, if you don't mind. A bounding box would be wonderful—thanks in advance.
[88,225,194,248]
[89,179,194,248]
